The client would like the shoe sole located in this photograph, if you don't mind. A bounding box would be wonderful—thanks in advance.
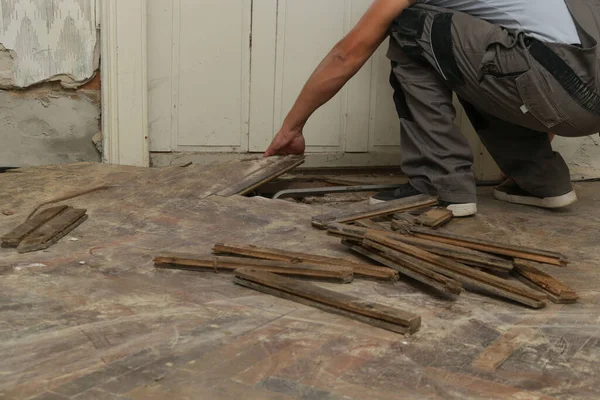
[494,189,578,209]
[446,203,478,217]
[369,197,477,217]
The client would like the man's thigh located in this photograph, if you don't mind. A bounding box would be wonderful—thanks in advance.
[388,5,578,135]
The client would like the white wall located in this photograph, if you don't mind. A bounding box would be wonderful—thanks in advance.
[554,135,600,180]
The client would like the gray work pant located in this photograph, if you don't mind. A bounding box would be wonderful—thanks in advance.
[388,5,600,203]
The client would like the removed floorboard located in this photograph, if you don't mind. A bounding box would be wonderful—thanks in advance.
[154,253,354,283]
[415,208,453,229]
[17,208,88,254]
[327,224,546,308]
[328,223,513,272]
[312,195,438,229]
[216,155,306,197]
[233,268,421,335]
[513,259,578,304]
[410,227,568,267]
[365,233,547,309]
[342,239,463,297]
[1,205,68,248]
[212,243,398,282]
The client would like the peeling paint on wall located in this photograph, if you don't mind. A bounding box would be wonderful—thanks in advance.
[0,0,98,88]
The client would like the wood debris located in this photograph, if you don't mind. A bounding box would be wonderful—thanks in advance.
[513,259,578,304]
[392,235,514,273]
[212,243,398,281]
[331,224,513,273]
[342,239,463,297]
[2,205,88,253]
[311,194,438,229]
[17,208,88,254]
[327,223,548,309]
[153,181,576,335]
[409,227,568,267]
[391,213,418,232]
[154,253,354,283]
[414,208,453,229]
[233,268,421,335]
[2,205,68,248]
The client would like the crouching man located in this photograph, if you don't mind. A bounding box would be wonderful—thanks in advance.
[264,0,600,216]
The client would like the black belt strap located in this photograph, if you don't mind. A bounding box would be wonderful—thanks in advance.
[528,39,600,116]
[431,13,465,87]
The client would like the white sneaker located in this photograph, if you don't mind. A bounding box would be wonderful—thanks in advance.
[494,180,577,209]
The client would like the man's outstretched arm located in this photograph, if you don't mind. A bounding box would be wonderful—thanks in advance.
[264,0,415,157]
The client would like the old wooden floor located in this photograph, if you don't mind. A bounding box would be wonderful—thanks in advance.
[0,163,599,400]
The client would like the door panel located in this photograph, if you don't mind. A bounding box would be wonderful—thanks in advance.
[176,0,251,149]
[148,0,251,152]
[148,0,173,152]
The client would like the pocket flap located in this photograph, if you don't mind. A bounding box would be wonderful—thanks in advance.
[516,69,564,128]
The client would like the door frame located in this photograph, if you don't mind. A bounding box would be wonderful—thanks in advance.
[100,0,150,167]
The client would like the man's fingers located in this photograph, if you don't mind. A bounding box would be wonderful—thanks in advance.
[264,141,281,157]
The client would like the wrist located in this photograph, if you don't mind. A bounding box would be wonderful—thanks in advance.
[282,119,306,136]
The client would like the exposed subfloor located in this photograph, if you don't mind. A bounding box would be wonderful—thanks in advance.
[0,163,599,400]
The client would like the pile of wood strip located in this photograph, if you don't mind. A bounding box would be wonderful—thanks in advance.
[315,195,577,308]
[153,246,419,335]
[152,195,578,335]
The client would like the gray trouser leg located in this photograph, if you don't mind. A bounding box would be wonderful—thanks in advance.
[387,5,588,198]
[459,99,573,197]
[390,57,477,204]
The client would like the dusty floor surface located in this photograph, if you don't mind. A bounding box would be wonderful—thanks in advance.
[0,163,599,400]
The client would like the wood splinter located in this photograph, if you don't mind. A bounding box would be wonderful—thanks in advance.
[233,268,421,335]
[513,259,578,304]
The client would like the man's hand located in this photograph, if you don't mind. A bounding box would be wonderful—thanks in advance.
[264,127,306,157]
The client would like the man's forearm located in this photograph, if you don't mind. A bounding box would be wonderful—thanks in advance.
[278,0,413,135]
[282,48,369,132]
